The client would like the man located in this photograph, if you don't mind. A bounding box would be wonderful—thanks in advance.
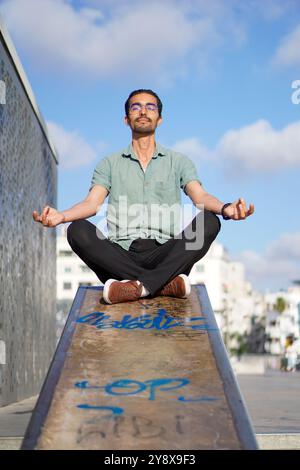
[33,89,254,304]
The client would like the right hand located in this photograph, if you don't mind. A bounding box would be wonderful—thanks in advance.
[32,206,65,227]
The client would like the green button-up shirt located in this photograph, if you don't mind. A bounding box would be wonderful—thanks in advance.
[90,142,201,250]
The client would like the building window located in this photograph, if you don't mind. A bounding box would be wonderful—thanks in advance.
[59,250,73,257]
[79,282,93,287]
[196,265,204,272]
[63,282,72,290]
[80,265,90,272]
[64,267,72,273]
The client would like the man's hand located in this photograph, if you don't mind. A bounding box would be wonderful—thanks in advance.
[223,198,254,220]
[32,206,65,227]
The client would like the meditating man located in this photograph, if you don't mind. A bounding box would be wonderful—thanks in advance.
[33,89,254,304]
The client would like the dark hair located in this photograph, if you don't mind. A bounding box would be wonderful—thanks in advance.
[125,89,163,117]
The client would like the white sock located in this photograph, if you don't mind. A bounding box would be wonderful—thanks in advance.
[137,281,149,297]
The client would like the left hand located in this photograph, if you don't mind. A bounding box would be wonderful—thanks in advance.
[223,198,254,220]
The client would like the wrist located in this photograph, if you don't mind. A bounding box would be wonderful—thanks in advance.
[221,203,232,220]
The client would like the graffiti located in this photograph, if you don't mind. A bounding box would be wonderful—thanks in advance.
[178,395,218,402]
[76,308,216,331]
[76,414,188,443]
[76,413,176,443]
[71,300,220,444]
[75,377,219,442]
[77,404,123,414]
[75,376,218,414]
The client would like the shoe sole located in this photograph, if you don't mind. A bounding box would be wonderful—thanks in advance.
[178,274,191,297]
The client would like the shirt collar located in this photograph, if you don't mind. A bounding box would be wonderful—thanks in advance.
[122,142,166,160]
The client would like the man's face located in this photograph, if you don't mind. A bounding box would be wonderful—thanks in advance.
[125,93,162,134]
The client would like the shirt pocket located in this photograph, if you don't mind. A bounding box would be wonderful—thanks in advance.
[153,178,179,204]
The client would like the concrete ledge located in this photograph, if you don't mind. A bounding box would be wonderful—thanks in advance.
[1,434,300,450]
[231,355,282,375]
[257,434,300,450]
[0,437,22,450]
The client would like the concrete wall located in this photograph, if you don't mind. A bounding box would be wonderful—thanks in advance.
[0,17,58,406]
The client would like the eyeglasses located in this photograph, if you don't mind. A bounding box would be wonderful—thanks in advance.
[129,102,158,113]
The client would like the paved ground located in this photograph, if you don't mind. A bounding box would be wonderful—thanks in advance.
[0,370,299,449]
[0,395,37,438]
[237,370,300,434]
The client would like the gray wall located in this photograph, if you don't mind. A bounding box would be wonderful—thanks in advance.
[0,24,58,406]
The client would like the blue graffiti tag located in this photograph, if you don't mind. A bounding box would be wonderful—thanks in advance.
[178,396,218,402]
[75,377,218,404]
[76,308,216,331]
[143,378,190,401]
[77,404,123,414]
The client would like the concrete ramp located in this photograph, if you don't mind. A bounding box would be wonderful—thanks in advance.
[21,285,258,450]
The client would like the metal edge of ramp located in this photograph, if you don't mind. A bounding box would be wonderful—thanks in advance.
[196,284,258,450]
[21,286,93,450]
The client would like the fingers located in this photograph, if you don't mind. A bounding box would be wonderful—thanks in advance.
[237,198,246,219]
[246,203,255,216]
[32,210,42,222]
[235,198,254,220]
[33,206,55,226]
[42,206,50,225]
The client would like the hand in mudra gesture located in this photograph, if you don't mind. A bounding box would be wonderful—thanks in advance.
[223,198,255,220]
[32,206,65,227]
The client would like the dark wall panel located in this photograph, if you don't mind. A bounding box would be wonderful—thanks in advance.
[0,35,57,406]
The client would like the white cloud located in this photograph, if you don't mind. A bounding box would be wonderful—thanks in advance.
[0,0,220,81]
[79,7,104,23]
[47,121,100,169]
[172,137,211,163]
[216,119,300,174]
[236,231,300,290]
[266,232,300,261]
[1,0,297,81]
[273,23,300,67]
[172,119,300,175]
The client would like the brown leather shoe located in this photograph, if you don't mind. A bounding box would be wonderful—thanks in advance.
[156,275,191,298]
[103,279,143,304]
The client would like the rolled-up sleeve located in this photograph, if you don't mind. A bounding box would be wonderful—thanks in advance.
[89,158,111,192]
[179,154,202,193]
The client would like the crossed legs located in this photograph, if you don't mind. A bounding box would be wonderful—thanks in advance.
[67,210,221,301]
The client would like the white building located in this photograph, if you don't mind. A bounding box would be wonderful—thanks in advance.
[264,285,300,355]
[189,241,264,347]
[189,241,228,314]
[57,225,100,301]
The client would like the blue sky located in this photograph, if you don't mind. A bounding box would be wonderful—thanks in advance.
[1,0,300,291]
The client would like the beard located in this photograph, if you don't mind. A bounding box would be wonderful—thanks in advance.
[132,118,155,134]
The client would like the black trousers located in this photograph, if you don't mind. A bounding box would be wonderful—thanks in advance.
[67,210,221,296]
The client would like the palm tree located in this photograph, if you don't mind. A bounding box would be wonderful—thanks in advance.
[274,297,287,314]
